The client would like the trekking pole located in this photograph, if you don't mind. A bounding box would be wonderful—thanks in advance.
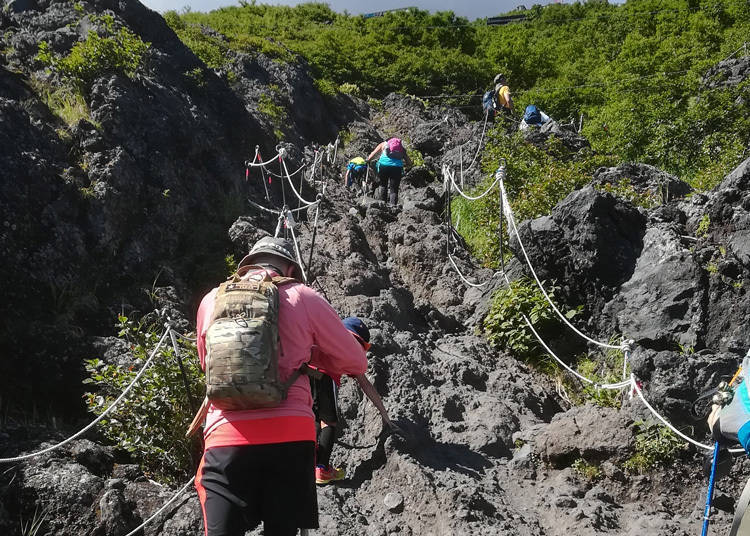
[702,441,720,536]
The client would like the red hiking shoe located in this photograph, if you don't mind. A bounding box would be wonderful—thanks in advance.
[315,465,345,484]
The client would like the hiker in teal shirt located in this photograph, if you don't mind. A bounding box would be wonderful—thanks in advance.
[367,138,412,205]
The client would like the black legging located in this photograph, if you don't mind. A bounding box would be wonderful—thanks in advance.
[377,164,403,205]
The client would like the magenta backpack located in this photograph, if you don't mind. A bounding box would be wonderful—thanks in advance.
[384,138,405,160]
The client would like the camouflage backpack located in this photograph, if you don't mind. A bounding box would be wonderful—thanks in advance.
[187,270,306,436]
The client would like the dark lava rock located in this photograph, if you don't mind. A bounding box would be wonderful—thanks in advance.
[521,119,591,156]
[540,405,635,467]
[593,162,692,202]
[511,185,646,320]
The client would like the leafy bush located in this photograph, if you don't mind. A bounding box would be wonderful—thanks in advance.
[84,315,203,483]
[483,277,563,364]
[623,421,686,474]
[39,18,149,92]
[594,178,661,209]
[569,346,627,408]
[696,214,711,238]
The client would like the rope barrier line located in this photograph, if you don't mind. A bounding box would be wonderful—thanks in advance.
[246,152,281,167]
[630,375,743,454]
[247,197,281,215]
[281,156,319,207]
[263,162,307,179]
[0,328,172,464]
[444,166,501,201]
[462,108,489,177]
[287,213,308,284]
[498,179,622,350]
[123,477,195,536]
[447,249,502,289]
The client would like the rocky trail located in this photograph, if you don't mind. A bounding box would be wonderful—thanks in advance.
[2,1,750,535]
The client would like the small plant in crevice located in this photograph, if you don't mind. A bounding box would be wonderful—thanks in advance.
[623,421,687,474]
[572,458,602,482]
[83,314,204,484]
[567,344,627,408]
[696,214,711,238]
[594,178,660,209]
[19,505,48,536]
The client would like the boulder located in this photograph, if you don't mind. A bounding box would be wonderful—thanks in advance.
[593,162,692,202]
[540,405,635,467]
[511,185,647,320]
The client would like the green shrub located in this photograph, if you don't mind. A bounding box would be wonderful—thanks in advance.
[696,214,711,238]
[483,277,563,365]
[623,421,686,474]
[39,21,149,92]
[594,178,661,209]
[29,77,99,128]
[313,78,338,98]
[570,346,626,408]
[164,11,229,70]
[84,314,203,483]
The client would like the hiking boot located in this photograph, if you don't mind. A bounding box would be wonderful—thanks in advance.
[315,465,345,484]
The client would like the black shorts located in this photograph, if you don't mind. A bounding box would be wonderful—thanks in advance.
[196,442,318,536]
[311,374,338,424]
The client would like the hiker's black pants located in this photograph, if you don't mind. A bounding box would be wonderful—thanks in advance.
[311,374,339,467]
[196,442,318,536]
[377,164,403,205]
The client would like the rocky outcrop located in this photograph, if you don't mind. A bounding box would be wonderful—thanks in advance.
[593,162,692,202]
[703,55,750,90]
[522,119,591,156]
[511,185,647,320]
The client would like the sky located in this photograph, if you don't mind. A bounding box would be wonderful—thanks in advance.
[139,0,556,20]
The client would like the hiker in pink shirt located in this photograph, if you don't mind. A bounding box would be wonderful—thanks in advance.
[193,237,367,536]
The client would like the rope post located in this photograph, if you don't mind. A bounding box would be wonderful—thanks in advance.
[168,328,198,414]
[274,211,285,238]
[459,145,464,189]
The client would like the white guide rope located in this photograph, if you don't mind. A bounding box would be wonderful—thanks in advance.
[287,214,308,284]
[281,156,319,207]
[447,249,502,289]
[631,375,744,454]
[246,151,281,167]
[123,477,196,536]
[498,179,623,350]
[444,166,502,201]
[0,328,172,463]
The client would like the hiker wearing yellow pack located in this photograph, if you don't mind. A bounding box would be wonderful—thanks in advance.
[344,157,367,188]
[367,138,412,205]
[493,73,515,116]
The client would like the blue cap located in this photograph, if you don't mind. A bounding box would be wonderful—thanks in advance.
[343,317,370,343]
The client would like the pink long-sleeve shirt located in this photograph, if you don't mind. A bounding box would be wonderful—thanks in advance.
[196,269,367,450]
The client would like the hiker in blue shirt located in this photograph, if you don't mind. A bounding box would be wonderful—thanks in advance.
[367,138,412,206]
[344,157,368,189]
[519,105,551,130]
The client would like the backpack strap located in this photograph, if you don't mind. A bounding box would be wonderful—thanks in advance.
[281,363,323,399]
[185,395,210,437]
